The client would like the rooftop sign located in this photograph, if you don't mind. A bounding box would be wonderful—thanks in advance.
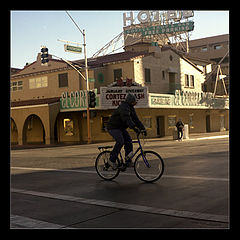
[124,21,194,36]
[123,10,194,27]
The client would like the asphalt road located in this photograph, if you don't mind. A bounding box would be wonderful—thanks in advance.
[10,134,229,229]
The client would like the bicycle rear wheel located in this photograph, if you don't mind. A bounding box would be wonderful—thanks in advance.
[95,150,120,181]
[134,150,164,183]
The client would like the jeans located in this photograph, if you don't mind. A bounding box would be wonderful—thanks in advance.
[108,129,133,163]
[177,128,183,139]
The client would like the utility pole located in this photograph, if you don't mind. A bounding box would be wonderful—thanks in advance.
[83,29,91,144]
[65,11,91,144]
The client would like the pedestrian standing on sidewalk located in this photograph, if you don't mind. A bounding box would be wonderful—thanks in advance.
[176,118,184,141]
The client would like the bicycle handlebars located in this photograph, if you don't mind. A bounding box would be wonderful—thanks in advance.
[136,130,146,138]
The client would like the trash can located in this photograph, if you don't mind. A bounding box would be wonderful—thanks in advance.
[183,124,189,139]
[172,127,178,140]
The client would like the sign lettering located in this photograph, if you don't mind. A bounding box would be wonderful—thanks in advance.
[60,89,99,111]
[64,44,82,54]
[124,21,194,36]
[100,86,148,109]
[123,11,194,27]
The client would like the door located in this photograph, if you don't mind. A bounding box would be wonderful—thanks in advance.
[206,115,211,132]
[157,116,165,137]
[169,73,176,93]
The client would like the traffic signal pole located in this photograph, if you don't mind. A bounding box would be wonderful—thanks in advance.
[65,11,91,144]
[83,29,91,144]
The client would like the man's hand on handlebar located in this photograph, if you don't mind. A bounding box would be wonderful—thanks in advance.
[133,127,140,134]
[133,127,147,136]
[142,129,147,136]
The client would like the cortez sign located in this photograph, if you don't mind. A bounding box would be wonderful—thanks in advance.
[100,86,149,109]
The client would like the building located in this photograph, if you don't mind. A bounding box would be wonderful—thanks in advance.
[11,42,229,146]
[188,34,229,75]
[187,34,229,95]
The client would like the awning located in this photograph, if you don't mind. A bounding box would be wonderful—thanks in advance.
[167,67,178,73]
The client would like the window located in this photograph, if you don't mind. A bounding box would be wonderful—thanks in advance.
[185,75,194,88]
[214,45,222,50]
[190,75,195,88]
[185,74,189,87]
[63,118,73,136]
[11,81,23,91]
[101,116,110,131]
[29,76,48,89]
[113,69,122,81]
[58,73,68,88]
[162,70,165,80]
[142,117,152,129]
[97,72,104,83]
[201,46,208,52]
[168,115,176,128]
[145,68,151,83]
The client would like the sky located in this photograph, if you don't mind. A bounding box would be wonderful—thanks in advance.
[10,10,229,69]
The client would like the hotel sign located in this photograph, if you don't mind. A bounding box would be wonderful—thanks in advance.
[124,21,194,36]
[123,10,194,37]
[123,11,194,27]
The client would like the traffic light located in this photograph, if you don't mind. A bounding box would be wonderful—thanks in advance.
[88,90,96,108]
[41,47,49,64]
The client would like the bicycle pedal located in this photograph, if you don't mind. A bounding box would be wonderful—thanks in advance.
[119,164,127,172]
[125,161,134,168]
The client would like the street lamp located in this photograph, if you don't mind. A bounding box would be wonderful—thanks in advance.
[65,11,91,144]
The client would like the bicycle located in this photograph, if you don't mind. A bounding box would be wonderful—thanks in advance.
[95,131,164,183]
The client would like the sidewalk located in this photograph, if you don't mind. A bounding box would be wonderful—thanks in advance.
[147,130,229,143]
[11,131,229,151]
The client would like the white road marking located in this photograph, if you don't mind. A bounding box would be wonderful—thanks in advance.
[11,188,228,223]
[10,214,71,229]
[11,166,229,182]
[187,135,229,141]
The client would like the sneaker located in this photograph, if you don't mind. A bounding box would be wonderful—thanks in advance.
[107,158,118,170]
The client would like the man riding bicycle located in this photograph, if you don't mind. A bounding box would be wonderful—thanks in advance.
[107,93,147,169]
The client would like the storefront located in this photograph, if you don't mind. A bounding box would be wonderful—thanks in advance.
[57,86,229,143]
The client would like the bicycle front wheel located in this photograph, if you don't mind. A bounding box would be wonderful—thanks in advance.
[134,150,164,183]
[95,150,120,181]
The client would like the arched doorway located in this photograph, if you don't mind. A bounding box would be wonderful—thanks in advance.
[54,112,82,144]
[22,114,45,144]
[11,118,18,145]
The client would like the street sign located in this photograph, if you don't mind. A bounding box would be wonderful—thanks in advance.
[64,44,82,54]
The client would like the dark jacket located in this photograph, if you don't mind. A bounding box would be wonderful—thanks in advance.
[176,120,184,130]
[107,94,145,131]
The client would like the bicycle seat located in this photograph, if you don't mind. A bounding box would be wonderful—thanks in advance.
[98,146,113,150]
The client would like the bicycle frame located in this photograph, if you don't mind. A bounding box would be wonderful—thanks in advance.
[118,133,150,168]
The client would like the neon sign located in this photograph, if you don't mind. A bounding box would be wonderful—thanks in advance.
[123,10,194,27]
